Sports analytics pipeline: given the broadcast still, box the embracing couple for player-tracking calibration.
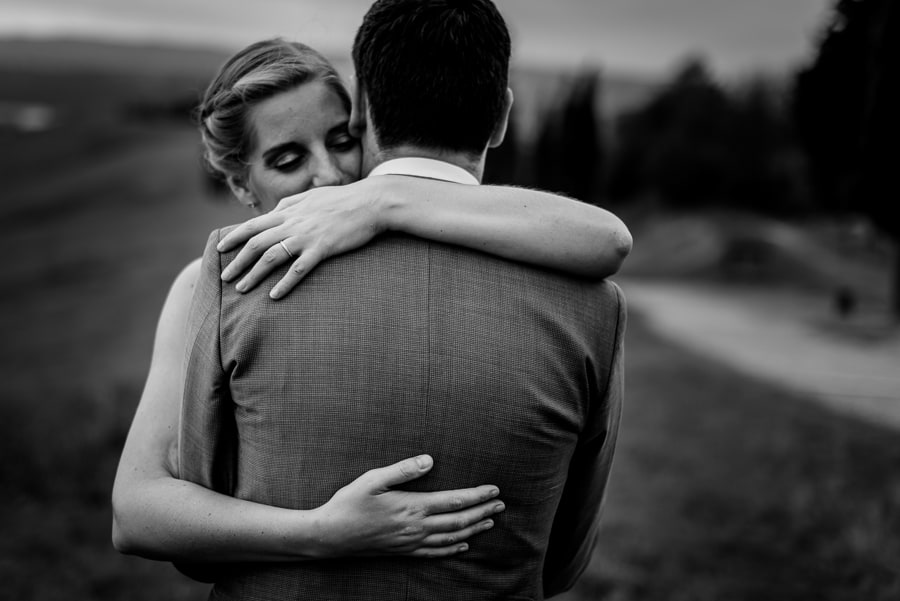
[112,1,629,599]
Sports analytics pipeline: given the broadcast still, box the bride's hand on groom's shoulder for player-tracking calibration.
[217,178,388,300]
[310,455,504,559]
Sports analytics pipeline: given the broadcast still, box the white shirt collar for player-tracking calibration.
[367,157,479,185]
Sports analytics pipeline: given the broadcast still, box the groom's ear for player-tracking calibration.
[349,78,368,139]
[488,87,515,149]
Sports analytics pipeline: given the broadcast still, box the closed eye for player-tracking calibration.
[269,149,306,172]
[329,134,358,153]
[327,120,357,153]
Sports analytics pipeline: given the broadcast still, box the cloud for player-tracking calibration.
[0,0,829,74]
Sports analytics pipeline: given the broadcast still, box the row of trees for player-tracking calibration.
[484,0,898,314]
[486,59,809,214]
[489,62,818,210]
[611,62,806,214]
[484,71,604,204]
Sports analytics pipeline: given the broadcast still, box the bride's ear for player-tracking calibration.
[488,87,514,149]
[226,175,260,212]
[349,77,367,139]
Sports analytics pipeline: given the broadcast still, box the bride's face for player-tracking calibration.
[238,80,361,210]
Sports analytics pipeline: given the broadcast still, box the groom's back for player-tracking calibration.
[193,232,624,600]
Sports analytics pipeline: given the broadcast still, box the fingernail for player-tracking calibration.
[416,455,433,470]
[482,520,494,530]
[269,286,281,299]
[489,487,500,498]
[458,544,468,552]
[216,242,225,251]
[494,502,505,512]
[236,281,247,293]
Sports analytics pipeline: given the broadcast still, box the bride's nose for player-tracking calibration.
[310,151,344,188]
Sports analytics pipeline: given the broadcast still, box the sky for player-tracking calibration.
[0,0,831,76]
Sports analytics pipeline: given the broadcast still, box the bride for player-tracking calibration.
[112,38,631,568]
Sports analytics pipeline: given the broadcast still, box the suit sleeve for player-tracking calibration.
[543,282,626,598]
[175,230,236,581]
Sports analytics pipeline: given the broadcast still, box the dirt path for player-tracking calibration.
[621,280,900,429]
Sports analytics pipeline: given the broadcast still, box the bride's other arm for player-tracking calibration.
[216,177,632,298]
[111,261,503,562]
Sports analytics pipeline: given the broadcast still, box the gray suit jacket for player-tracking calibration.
[180,228,625,601]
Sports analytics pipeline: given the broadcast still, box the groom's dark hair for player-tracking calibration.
[352,0,511,155]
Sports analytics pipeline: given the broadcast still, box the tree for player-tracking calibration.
[558,70,605,203]
[533,70,605,204]
[793,0,872,212]
[858,0,900,316]
[794,0,900,316]
[729,78,810,214]
[610,57,734,208]
[610,56,806,214]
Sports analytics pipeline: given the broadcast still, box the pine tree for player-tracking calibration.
[795,0,900,316]
[533,70,605,204]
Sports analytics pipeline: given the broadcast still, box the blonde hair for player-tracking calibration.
[197,38,350,181]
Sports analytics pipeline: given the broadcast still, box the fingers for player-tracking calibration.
[419,519,495,548]
[408,544,469,559]
[231,241,295,292]
[217,213,285,253]
[422,499,505,536]
[404,518,496,558]
[269,249,325,300]
[407,543,470,559]
[274,190,309,211]
[221,228,288,282]
[364,455,434,491]
[418,485,502,515]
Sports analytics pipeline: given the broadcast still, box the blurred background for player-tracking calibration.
[1,0,899,599]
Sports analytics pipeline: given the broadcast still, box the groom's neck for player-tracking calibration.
[363,143,486,183]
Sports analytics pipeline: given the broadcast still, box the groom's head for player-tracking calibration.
[351,0,512,167]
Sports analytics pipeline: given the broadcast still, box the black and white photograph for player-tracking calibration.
[1,0,898,599]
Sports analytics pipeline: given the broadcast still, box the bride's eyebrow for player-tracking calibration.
[327,120,351,135]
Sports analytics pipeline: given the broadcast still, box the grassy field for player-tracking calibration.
[577,317,900,601]
[2,39,899,600]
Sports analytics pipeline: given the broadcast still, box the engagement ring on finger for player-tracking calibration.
[279,240,296,258]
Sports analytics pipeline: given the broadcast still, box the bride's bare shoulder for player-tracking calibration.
[167,258,203,300]
[153,258,204,340]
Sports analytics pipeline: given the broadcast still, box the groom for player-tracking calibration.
[181,0,625,599]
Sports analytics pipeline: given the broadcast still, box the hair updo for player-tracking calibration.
[197,38,351,182]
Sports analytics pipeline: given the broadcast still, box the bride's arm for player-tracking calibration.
[216,177,632,298]
[111,260,502,562]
